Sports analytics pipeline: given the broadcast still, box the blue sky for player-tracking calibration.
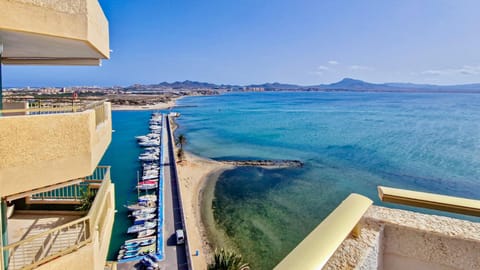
[4,0,480,87]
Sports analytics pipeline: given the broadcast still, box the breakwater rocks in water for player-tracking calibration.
[219,159,303,168]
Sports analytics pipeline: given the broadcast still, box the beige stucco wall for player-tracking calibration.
[325,205,480,270]
[0,103,112,197]
[0,0,109,59]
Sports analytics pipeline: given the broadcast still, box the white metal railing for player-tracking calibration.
[3,217,90,270]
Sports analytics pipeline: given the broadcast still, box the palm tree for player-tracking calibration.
[177,148,185,162]
[207,249,250,270]
[76,188,96,211]
[177,134,187,149]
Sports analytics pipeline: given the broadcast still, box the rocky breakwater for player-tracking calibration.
[219,159,303,168]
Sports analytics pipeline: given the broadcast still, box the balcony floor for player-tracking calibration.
[6,212,87,270]
[8,212,83,244]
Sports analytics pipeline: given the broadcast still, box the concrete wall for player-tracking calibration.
[0,103,112,197]
[0,0,109,59]
[326,206,480,270]
[381,225,480,270]
[1,102,28,117]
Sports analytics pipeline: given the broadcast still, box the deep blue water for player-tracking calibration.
[173,91,480,269]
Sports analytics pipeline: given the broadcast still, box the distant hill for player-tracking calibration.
[124,79,480,93]
[312,78,385,90]
[126,80,237,91]
[248,82,301,90]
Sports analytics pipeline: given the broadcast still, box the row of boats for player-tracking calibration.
[118,113,164,262]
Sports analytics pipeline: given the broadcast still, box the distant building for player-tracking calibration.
[243,86,265,92]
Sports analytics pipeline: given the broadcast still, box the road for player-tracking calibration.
[157,115,188,270]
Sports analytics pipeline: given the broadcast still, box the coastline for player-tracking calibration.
[172,125,234,269]
[111,99,177,111]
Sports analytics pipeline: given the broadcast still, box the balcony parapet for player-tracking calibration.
[274,194,373,270]
[0,101,112,197]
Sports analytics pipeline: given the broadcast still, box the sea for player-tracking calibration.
[103,91,480,269]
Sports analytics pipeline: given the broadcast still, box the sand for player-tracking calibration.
[111,100,177,111]
[173,138,234,269]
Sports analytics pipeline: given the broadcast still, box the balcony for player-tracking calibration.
[0,166,115,270]
[0,0,109,65]
[0,100,112,198]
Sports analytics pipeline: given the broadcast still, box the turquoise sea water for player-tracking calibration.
[173,92,480,269]
[100,110,163,260]
[103,92,480,268]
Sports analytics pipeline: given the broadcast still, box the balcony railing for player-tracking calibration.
[0,98,108,127]
[1,166,112,270]
[4,218,91,270]
[29,166,110,203]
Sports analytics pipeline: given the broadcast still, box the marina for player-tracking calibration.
[117,113,166,267]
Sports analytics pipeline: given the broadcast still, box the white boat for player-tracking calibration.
[137,229,156,238]
[138,140,160,147]
[127,202,155,211]
[135,135,149,141]
[137,183,158,190]
[143,168,159,174]
[133,213,156,222]
[138,194,157,201]
[132,207,156,215]
[127,222,156,233]
[142,173,158,180]
[139,155,158,162]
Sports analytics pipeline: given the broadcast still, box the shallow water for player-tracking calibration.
[174,92,480,269]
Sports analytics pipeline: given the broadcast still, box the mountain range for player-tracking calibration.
[129,78,480,93]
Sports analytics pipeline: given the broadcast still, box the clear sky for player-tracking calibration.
[4,0,480,87]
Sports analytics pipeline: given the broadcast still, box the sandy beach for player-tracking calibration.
[171,125,234,269]
[111,100,177,111]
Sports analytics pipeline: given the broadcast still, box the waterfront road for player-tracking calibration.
[158,116,188,270]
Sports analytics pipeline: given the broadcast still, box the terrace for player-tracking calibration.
[1,166,115,270]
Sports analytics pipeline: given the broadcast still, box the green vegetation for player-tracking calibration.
[177,148,185,162]
[177,134,187,149]
[207,248,250,270]
[76,188,96,211]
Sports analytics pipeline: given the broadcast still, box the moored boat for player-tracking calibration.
[127,221,156,234]
[137,229,156,238]
[132,207,156,215]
